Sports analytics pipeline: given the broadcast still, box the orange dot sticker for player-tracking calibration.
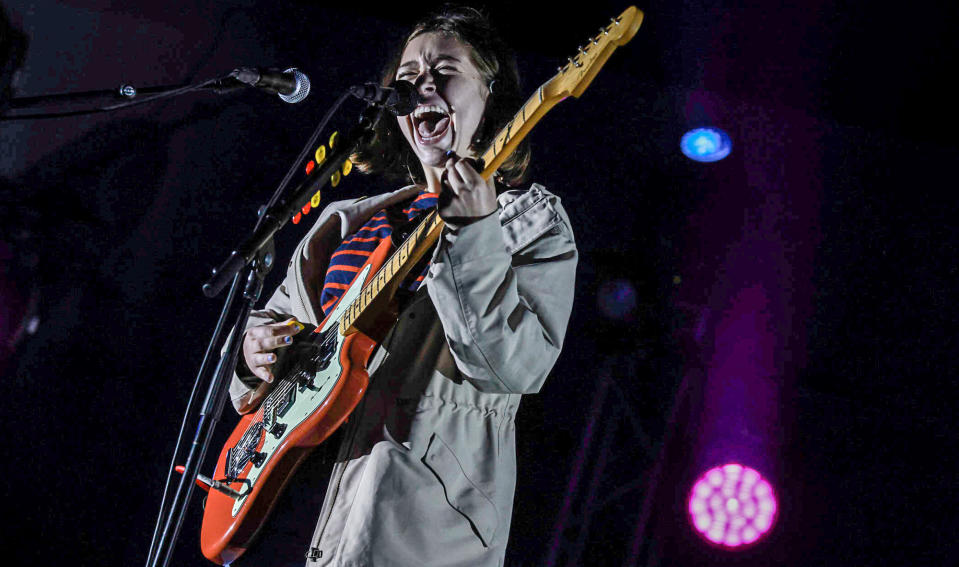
[305,160,316,175]
[292,212,302,224]
[302,202,312,215]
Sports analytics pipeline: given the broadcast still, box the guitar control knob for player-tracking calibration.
[247,450,267,467]
[269,422,287,439]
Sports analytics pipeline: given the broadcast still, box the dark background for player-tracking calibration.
[1,1,957,566]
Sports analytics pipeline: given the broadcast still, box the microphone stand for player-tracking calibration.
[1,74,247,120]
[145,100,388,567]
[5,83,191,110]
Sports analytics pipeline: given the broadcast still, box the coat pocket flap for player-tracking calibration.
[422,433,499,547]
[500,192,562,256]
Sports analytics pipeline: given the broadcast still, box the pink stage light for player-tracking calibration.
[687,463,777,548]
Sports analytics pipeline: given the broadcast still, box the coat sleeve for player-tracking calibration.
[426,189,577,394]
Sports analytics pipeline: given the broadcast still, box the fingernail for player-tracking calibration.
[268,354,276,362]
[445,150,455,157]
[284,336,293,343]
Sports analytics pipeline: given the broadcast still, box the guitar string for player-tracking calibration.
[229,326,338,475]
[226,212,437,477]
[229,159,448,477]
[229,147,454,477]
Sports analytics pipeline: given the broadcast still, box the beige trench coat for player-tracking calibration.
[229,183,577,566]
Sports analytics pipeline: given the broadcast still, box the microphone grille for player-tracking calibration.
[388,80,419,116]
[279,68,311,104]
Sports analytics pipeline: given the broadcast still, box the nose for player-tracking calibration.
[414,69,436,96]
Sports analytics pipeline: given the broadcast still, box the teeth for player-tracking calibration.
[413,105,449,119]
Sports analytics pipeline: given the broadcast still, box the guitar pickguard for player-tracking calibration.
[230,264,371,517]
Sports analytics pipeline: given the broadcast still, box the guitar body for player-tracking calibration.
[200,238,393,565]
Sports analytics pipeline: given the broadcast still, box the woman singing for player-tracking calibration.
[230,6,577,565]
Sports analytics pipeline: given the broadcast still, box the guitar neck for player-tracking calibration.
[478,84,560,180]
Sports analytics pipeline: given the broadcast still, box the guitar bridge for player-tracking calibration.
[225,422,265,479]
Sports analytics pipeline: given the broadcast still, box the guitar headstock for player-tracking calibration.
[544,6,644,101]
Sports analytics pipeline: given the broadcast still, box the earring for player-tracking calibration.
[488,80,496,95]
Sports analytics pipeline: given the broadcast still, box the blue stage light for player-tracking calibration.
[681,127,732,162]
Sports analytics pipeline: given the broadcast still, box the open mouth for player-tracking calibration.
[412,104,451,145]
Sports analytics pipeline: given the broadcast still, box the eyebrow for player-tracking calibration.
[397,54,461,73]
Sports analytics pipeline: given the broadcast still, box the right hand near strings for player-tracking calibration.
[242,318,305,383]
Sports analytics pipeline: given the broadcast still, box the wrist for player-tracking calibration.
[440,208,497,231]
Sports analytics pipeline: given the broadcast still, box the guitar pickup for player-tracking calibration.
[275,381,297,413]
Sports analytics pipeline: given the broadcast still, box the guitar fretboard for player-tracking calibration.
[337,208,443,335]
[479,85,560,179]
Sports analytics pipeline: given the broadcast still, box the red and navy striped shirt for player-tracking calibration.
[319,190,438,317]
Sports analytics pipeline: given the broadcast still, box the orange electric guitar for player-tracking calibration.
[199,7,644,564]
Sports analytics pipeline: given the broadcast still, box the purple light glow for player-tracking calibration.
[596,278,637,321]
[687,463,777,549]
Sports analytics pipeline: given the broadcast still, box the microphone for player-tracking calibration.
[349,80,418,116]
[228,67,311,103]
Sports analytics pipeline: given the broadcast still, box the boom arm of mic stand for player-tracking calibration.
[202,107,384,298]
